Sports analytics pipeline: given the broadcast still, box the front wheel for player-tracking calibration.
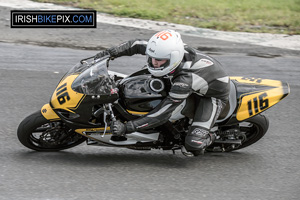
[17,111,86,151]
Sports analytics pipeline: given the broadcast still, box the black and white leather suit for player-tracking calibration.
[99,39,230,151]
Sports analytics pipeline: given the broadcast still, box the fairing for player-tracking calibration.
[231,76,290,121]
[45,58,119,128]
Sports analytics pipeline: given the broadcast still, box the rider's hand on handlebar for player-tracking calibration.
[94,47,119,60]
[111,120,126,136]
[94,50,110,60]
[106,47,119,58]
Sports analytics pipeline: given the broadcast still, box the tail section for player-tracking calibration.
[231,77,290,121]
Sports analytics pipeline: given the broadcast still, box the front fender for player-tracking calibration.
[41,103,60,121]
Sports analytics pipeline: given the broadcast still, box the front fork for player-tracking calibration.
[101,103,116,137]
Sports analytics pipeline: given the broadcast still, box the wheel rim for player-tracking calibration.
[239,122,260,144]
[207,121,262,152]
[29,121,84,149]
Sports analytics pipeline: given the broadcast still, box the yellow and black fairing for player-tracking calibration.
[222,76,290,125]
[41,58,119,129]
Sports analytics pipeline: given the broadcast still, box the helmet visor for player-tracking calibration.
[147,56,170,70]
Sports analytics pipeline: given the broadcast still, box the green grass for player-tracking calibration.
[33,0,300,34]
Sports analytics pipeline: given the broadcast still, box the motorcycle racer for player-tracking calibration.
[95,30,230,155]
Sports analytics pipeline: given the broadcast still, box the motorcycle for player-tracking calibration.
[17,56,290,156]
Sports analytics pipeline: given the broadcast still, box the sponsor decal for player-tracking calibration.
[199,59,213,66]
[191,139,203,145]
[191,128,209,137]
[148,48,155,53]
[110,88,118,94]
[137,123,149,129]
[170,98,182,103]
[173,82,189,87]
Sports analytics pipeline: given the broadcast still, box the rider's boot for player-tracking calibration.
[184,127,215,156]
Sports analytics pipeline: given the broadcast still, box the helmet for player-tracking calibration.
[146,30,184,77]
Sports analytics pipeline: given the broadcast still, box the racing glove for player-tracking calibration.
[106,46,119,58]
[94,47,120,60]
[111,120,135,136]
[94,50,110,60]
[111,120,127,136]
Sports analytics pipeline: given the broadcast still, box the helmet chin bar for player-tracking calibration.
[148,51,182,77]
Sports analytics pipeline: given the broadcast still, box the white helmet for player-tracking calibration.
[146,30,184,77]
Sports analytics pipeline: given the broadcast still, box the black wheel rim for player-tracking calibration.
[29,122,84,149]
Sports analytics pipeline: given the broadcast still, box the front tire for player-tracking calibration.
[17,111,86,151]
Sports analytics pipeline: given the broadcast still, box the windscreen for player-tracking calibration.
[71,58,116,95]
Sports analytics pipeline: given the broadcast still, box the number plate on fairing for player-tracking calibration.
[230,76,290,121]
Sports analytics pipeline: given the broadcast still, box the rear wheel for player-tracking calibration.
[17,111,86,151]
[234,114,269,151]
[208,114,269,152]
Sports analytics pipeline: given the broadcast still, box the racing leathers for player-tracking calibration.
[96,39,230,152]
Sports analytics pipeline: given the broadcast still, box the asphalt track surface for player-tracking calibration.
[1,3,300,200]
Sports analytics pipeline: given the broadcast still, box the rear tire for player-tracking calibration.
[207,114,269,152]
[17,111,86,151]
[233,114,269,151]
